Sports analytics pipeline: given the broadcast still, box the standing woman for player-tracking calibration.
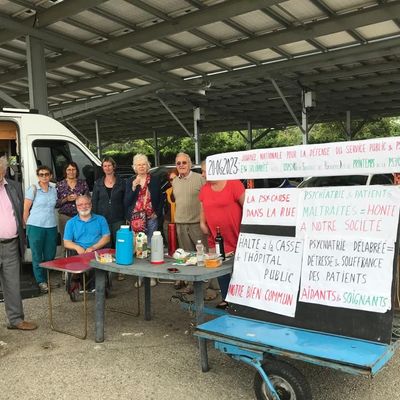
[92,156,125,279]
[124,154,164,287]
[56,162,89,253]
[199,161,245,309]
[23,166,58,293]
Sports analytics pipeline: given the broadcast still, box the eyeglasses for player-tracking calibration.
[176,161,188,166]
[38,173,50,177]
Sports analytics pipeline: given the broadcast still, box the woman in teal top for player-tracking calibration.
[23,166,58,293]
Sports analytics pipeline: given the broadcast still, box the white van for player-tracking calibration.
[0,108,101,260]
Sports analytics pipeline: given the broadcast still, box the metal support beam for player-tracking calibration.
[153,130,160,167]
[65,121,94,147]
[26,36,48,115]
[0,14,181,87]
[253,129,272,146]
[53,82,164,120]
[95,119,101,158]
[247,121,253,150]
[0,88,25,109]
[271,78,305,135]
[157,96,193,138]
[193,107,201,164]
[237,130,247,142]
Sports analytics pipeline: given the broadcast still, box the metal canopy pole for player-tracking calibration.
[194,107,201,164]
[153,130,160,167]
[247,121,253,149]
[95,119,101,158]
[301,89,308,145]
[346,110,352,140]
[26,35,48,115]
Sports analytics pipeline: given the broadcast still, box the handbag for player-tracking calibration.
[131,210,147,233]
[130,188,149,233]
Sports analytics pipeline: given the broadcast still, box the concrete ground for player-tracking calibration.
[1,275,400,400]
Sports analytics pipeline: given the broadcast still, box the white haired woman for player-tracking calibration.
[124,154,164,287]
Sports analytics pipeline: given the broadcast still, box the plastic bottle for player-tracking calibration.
[215,226,225,260]
[115,225,134,265]
[196,239,205,267]
[151,231,164,264]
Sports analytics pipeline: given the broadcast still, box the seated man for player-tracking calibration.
[64,194,110,255]
[64,195,110,290]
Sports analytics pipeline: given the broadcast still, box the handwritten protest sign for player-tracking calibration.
[296,186,400,240]
[226,233,303,317]
[206,136,400,180]
[299,236,394,313]
[242,188,298,226]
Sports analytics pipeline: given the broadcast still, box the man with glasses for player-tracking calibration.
[172,152,205,252]
[64,195,110,292]
[0,156,37,330]
[64,195,110,255]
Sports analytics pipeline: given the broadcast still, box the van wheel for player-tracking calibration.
[254,360,312,400]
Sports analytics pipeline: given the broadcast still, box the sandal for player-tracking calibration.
[216,301,228,310]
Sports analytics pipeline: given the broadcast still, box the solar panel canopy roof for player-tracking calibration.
[0,0,399,143]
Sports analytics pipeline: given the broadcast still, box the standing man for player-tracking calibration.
[0,156,37,330]
[172,152,205,251]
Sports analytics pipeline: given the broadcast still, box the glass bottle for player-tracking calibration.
[215,226,225,260]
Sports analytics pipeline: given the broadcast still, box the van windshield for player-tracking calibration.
[32,139,98,190]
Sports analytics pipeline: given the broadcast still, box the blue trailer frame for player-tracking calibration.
[194,314,400,399]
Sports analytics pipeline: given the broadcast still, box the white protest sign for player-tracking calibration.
[206,136,400,180]
[226,233,303,317]
[242,188,299,226]
[299,237,394,313]
[296,186,400,240]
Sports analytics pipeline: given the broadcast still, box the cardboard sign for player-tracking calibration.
[296,186,400,240]
[226,233,303,317]
[242,188,298,226]
[299,236,394,313]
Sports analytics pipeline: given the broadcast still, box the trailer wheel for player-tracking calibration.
[254,359,312,400]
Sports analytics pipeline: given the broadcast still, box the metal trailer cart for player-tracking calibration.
[194,314,400,400]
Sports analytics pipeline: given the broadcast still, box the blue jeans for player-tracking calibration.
[27,225,57,284]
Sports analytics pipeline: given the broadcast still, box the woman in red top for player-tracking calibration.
[199,163,245,309]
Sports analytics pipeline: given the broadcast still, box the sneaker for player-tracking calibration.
[150,278,157,287]
[39,282,48,294]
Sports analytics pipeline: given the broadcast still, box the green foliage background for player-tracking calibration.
[103,117,400,166]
